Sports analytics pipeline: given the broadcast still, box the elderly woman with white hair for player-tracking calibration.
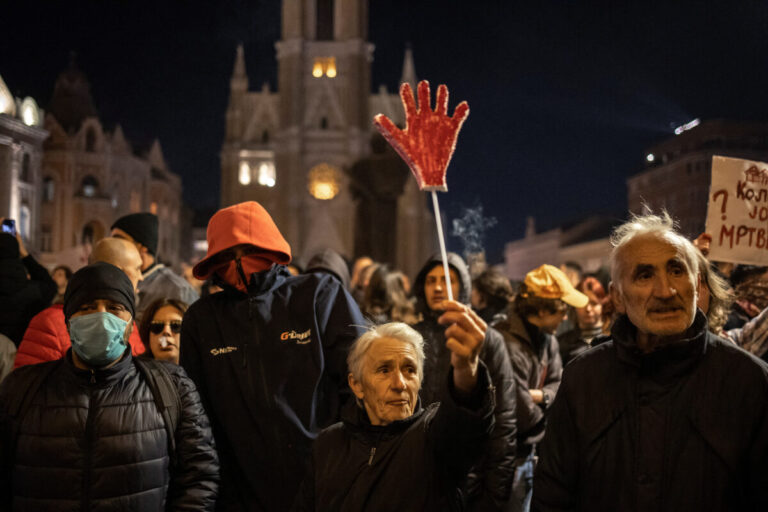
[293,301,496,512]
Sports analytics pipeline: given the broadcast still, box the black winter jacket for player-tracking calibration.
[413,253,517,511]
[293,365,495,512]
[181,265,367,511]
[533,312,768,512]
[0,255,57,345]
[0,348,219,511]
[496,309,562,452]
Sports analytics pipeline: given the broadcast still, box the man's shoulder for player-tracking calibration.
[705,333,768,380]
[560,340,617,382]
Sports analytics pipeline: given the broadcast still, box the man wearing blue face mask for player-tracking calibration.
[0,262,220,510]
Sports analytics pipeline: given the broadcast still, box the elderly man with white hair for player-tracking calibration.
[293,301,496,512]
[533,211,768,511]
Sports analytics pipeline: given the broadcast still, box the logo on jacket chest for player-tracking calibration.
[210,346,238,356]
[280,329,312,344]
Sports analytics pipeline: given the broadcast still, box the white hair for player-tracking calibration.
[347,322,426,383]
[609,209,699,290]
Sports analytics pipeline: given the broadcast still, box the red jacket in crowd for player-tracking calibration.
[14,304,145,368]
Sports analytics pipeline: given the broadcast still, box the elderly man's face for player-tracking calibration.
[349,336,421,426]
[612,233,698,338]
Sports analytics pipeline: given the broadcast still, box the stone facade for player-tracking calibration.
[38,61,185,270]
[0,73,48,247]
[221,0,433,277]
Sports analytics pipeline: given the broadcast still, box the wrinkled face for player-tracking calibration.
[349,336,421,426]
[575,294,603,329]
[149,305,182,364]
[424,265,460,310]
[612,234,698,338]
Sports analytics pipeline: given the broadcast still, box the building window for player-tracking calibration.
[316,0,334,40]
[239,161,251,185]
[257,162,276,187]
[81,175,99,197]
[312,57,337,78]
[40,225,52,252]
[43,176,55,202]
[320,117,329,130]
[20,154,31,183]
[19,204,30,240]
[261,130,270,144]
[308,163,341,200]
[85,128,96,152]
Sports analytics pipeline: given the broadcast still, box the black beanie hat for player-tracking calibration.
[111,213,159,256]
[63,262,136,320]
[0,233,19,259]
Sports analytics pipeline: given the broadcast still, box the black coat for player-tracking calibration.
[0,349,219,511]
[0,255,57,345]
[412,253,518,510]
[293,365,495,512]
[533,312,768,512]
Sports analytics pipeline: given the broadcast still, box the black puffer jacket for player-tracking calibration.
[0,254,57,345]
[412,253,518,511]
[0,349,219,511]
[293,365,495,512]
[533,312,768,511]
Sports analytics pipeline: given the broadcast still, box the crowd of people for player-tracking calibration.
[0,203,767,511]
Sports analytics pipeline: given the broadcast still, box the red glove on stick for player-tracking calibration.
[373,80,469,191]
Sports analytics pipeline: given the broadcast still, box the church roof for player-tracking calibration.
[47,53,98,133]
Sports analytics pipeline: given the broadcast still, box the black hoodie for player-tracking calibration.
[412,252,519,510]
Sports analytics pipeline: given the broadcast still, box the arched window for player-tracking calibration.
[81,175,99,197]
[20,154,31,182]
[261,130,270,144]
[82,224,94,245]
[19,204,30,240]
[43,177,55,202]
[320,117,329,130]
[85,128,96,152]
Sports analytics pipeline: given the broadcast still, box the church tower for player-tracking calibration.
[221,0,435,274]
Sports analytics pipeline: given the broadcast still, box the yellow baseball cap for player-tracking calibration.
[523,264,589,308]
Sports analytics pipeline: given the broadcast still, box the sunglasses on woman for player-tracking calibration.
[149,321,182,335]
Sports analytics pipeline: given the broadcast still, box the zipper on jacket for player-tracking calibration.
[82,387,95,511]
[89,369,96,384]
[368,447,376,466]
[242,342,248,368]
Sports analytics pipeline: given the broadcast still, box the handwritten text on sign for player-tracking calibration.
[706,156,768,265]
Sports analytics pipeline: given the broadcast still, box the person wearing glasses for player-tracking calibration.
[139,298,187,365]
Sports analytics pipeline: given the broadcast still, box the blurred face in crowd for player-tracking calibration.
[349,336,421,426]
[149,305,183,364]
[52,268,69,290]
[612,233,698,340]
[575,293,603,330]
[532,305,568,335]
[424,265,460,310]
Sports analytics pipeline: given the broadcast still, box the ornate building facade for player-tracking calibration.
[39,60,185,269]
[0,73,48,247]
[221,0,434,276]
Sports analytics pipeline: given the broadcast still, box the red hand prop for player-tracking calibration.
[374,80,469,191]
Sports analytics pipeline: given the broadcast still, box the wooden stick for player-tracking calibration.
[431,190,454,301]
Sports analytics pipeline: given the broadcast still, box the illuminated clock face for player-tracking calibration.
[308,163,341,200]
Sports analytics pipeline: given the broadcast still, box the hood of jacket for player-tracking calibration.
[306,248,350,289]
[193,201,291,280]
[413,252,471,317]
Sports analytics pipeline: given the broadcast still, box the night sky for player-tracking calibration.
[3,1,768,264]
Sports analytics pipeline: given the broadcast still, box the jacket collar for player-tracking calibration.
[341,397,425,440]
[64,346,134,387]
[611,310,709,379]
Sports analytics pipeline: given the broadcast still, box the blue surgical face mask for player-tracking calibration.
[69,312,129,367]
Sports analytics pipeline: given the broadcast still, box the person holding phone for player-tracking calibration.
[0,218,57,346]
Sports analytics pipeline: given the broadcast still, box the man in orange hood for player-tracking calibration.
[181,201,366,511]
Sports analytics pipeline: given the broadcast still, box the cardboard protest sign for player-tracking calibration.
[706,156,768,265]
